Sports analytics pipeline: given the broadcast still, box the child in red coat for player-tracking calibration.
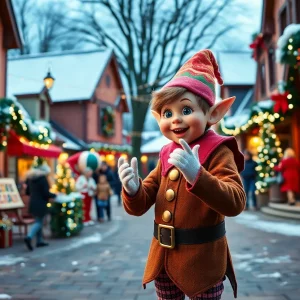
[274,148,300,205]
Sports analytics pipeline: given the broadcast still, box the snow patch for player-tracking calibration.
[256,272,281,279]
[0,255,26,266]
[235,213,300,237]
[0,295,12,299]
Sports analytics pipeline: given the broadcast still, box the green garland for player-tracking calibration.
[277,26,300,66]
[275,25,300,111]
[101,106,115,137]
[0,98,52,151]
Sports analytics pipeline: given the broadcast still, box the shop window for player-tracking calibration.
[17,158,34,183]
[279,5,287,35]
[268,48,276,88]
[40,100,46,119]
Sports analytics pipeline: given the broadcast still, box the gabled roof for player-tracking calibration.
[0,0,22,49]
[217,52,256,86]
[7,49,118,102]
[50,120,88,150]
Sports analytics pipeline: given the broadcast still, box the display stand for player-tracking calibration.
[0,178,34,236]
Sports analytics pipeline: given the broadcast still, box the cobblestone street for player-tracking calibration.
[1,197,300,300]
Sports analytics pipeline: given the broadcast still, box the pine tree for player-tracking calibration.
[256,122,282,193]
[50,162,83,237]
[52,162,75,195]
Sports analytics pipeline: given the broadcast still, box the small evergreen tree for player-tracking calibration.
[52,162,75,195]
[256,122,282,193]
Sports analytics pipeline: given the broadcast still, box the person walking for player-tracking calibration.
[98,162,115,220]
[241,150,258,210]
[96,174,114,222]
[24,164,56,251]
[274,148,300,205]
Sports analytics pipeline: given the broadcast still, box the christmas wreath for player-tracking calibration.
[101,106,115,137]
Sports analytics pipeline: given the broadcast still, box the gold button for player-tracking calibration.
[169,169,179,181]
[165,189,175,201]
[162,210,172,222]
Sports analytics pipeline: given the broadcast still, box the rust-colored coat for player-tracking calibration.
[122,143,246,298]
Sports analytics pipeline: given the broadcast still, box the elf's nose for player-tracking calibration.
[172,113,183,124]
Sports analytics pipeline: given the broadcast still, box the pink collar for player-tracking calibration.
[159,129,244,176]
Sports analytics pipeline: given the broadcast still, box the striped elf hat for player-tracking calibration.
[163,49,223,107]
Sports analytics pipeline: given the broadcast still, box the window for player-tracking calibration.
[260,63,266,96]
[296,0,300,23]
[40,100,45,119]
[106,74,111,87]
[279,5,287,35]
[99,105,115,137]
[268,48,276,88]
[288,0,294,22]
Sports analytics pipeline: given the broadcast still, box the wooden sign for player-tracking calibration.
[0,178,24,210]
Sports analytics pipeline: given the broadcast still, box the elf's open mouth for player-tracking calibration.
[172,128,188,134]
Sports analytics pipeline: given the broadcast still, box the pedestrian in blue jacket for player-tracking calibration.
[241,150,258,210]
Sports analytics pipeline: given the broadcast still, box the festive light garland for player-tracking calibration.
[221,25,300,194]
[0,98,53,151]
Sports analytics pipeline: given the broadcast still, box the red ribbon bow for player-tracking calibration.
[249,34,266,61]
[271,91,289,114]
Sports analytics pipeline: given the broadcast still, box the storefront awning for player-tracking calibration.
[7,131,62,158]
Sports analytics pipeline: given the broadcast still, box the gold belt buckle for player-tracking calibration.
[158,224,175,249]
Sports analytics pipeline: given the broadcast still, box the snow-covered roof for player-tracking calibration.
[55,131,82,151]
[223,111,251,128]
[7,49,113,102]
[141,135,171,154]
[217,52,256,85]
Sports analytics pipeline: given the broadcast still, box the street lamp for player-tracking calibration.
[43,69,55,89]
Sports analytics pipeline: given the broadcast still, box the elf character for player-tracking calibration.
[75,167,97,226]
[68,151,100,226]
[118,49,246,300]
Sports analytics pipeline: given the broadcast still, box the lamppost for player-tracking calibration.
[43,69,55,89]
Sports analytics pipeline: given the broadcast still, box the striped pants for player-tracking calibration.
[154,269,224,300]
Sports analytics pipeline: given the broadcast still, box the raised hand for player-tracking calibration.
[168,139,201,185]
[118,157,140,196]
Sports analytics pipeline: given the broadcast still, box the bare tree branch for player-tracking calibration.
[73,0,245,165]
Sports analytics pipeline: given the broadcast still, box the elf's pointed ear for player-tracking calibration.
[151,110,161,124]
[207,97,236,126]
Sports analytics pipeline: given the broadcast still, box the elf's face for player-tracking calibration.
[159,92,210,144]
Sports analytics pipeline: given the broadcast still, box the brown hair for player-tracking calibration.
[150,87,210,115]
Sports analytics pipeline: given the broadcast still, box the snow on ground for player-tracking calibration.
[234,212,300,237]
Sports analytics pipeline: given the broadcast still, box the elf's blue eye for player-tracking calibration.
[163,110,172,118]
[182,107,193,115]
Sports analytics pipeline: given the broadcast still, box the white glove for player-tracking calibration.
[118,157,140,196]
[168,139,201,185]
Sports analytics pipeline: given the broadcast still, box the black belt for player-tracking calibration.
[154,221,226,249]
